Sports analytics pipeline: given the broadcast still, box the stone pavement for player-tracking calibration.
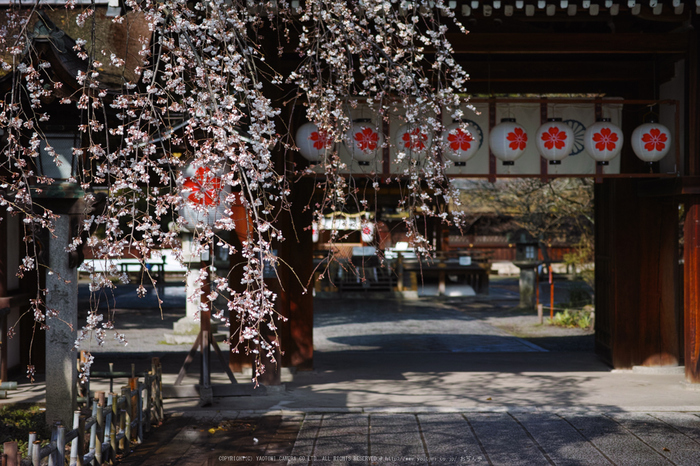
[5,280,700,464]
[115,410,700,465]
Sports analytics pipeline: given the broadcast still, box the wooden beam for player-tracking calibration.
[464,60,673,83]
[449,33,690,54]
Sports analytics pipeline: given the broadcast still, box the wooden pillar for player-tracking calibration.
[684,197,700,382]
[595,179,680,368]
[279,178,314,369]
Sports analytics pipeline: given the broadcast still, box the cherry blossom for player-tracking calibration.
[402,128,428,151]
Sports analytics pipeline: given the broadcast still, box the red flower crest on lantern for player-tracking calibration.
[354,127,379,152]
[309,130,332,150]
[641,128,668,152]
[402,128,428,151]
[447,128,473,151]
[541,126,567,150]
[506,127,528,151]
[592,128,618,152]
[183,167,222,207]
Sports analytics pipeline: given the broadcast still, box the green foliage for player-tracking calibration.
[549,309,593,329]
[0,404,51,457]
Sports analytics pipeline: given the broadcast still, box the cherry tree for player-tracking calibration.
[0,0,470,381]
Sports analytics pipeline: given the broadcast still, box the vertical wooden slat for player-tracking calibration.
[540,101,549,180]
[488,100,497,182]
[684,197,700,382]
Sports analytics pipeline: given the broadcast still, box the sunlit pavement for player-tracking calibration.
[7,281,700,464]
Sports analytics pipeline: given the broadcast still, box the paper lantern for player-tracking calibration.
[583,118,623,166]
[395,123,432,159]
[296,122,333,162]
[631,121,671,165]
[535,118,575,165]
[345,119,383,165]
[179,165,229,230]
[442,121,481,166]
[489,118,528,166]
[361,222,374,243]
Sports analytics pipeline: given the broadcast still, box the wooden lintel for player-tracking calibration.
[464,60,674,83]
[638,177,700,197]
[448,33,690,54]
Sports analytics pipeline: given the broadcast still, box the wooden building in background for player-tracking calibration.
[284,1,700,382]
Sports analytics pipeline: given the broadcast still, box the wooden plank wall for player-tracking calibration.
[595,179,680,368]
[684,198,700,381]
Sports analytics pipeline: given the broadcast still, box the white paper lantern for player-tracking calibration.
[442,121,481,166]
[583,118,623,165]
[489,118,528,166]
[345,119,383,165]
[361,222,374,243]
[296,122,333,162]
[535,118,575,165]
[179,165,230,230]
[395,123,432,159]
[631,121,671,164]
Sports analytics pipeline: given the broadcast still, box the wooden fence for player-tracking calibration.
[1,357,163,466]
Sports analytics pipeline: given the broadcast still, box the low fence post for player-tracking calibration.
[89,403,97,456]
[70,411,80,466]
[3,441,19,466]
[156,358,163,422]
[77,414,86,466]
[104,393,114,464]
[95,402,104,465]
[31,440,40,466]
[48,423,65,466]
[137,383,144,444]
[144,372,152,434]
[122,386,131,453]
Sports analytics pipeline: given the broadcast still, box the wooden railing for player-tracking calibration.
[1,358,163,466]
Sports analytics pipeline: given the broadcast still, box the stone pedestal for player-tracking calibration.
[517,266,537,309]
[164,268,217,344]
[45,214,77,426]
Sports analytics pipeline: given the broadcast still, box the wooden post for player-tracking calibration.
[49,423,64,466]
[3,441,18,466]
[89,403,97,455]
[136,383,144,444]
[685,197,700,382]
[123,386,132,447]
[144,374,152,433]
[95,403,104,464]
[69,411,80,466]
[77,414,86,466]
[31,441,40,466]
[110,393,118,462]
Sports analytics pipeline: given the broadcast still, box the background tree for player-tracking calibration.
[0,0,470,380]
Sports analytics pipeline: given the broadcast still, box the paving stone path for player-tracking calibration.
[117,410,700,465]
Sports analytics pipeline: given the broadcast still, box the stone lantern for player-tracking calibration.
[512,230,540,309]
[32,132,84,427]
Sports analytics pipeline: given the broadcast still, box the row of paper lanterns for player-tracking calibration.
[297,118,672,166]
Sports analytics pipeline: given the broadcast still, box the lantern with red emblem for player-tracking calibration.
[395,123,432,160]
[179,165,229,230]
[535,118,575,165]
[489,118,528,166]
[344,119,383,165]
[296,122,334,162]
[631,120,672,165]
[442,120,481,166]
[583,118,624,166]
